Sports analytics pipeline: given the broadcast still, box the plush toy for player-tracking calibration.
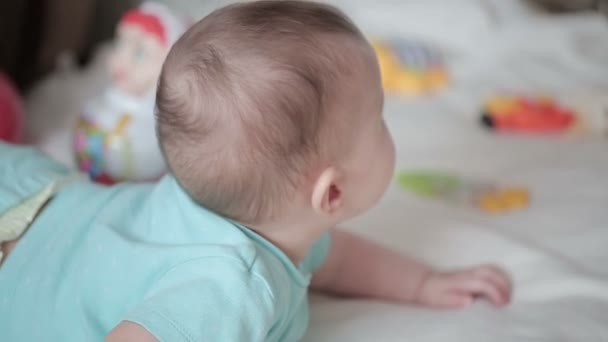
[373,39,448,96]
[397,170,530,214]
[0,73,24,143]
[74,2,187,184]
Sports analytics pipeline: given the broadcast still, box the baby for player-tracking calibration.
[0,1,511,341]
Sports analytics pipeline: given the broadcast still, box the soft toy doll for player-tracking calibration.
[74,2,187,184]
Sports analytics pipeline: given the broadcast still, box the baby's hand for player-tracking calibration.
[416,265,511,309]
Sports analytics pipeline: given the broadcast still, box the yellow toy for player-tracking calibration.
[373,39,448,95]
[478,187,530,214]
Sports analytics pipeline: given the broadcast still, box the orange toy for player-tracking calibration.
[480,95,577,134]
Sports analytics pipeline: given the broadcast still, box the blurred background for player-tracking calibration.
[0,0,606,91]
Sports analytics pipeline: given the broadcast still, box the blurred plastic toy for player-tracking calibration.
[74,2,187,184]
[563,93,608,138]
[397,170,530,214]
[373,39,448,95]
[0,73,24,143]
[480,95,577,134]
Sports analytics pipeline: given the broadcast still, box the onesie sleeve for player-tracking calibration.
[0,143,71,213]
[123,258,277,342]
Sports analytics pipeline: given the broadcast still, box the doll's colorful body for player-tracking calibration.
[74,3,186,183]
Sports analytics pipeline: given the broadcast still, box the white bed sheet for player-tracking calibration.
[24,0,608,341]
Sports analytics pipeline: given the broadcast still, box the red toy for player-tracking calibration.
[480,95,576,134]
[0,73,24,143]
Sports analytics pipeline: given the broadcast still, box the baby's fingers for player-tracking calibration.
[458,276,506,307]
[473,266,512,305]
[429,290,473,309]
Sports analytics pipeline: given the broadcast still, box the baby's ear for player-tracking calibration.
[311,166,343,217]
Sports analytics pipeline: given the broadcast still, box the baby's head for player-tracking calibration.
[156,0,395,229]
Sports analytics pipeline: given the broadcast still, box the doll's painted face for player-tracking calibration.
[108,14,169,97]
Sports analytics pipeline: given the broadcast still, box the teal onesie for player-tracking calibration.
[0,143,331,341]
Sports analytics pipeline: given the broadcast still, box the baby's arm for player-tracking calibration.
[311,230,511,308]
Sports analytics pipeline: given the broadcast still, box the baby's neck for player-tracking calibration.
[249,219,331,265]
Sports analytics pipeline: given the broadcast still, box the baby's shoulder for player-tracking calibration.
[124,244,284,341]
[148,230,290,293]
[169,236,296,302]
[189,237,293,293]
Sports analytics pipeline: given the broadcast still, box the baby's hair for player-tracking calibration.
[156,0,365,224]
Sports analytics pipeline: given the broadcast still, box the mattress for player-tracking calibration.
[24,0,608,341]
